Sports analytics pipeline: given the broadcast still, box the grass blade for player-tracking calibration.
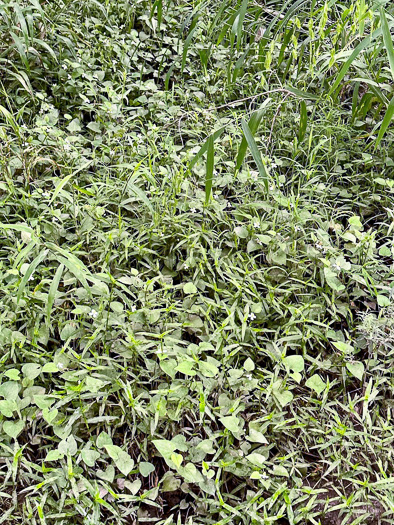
[190,127,225,170]
[205,134,214,205]
[375,97,394,148]
[241,119,269,190]
[236,105,269,171]
[298,100,307,143]
[126,182,154,215]
[46,264,64,326]
[380,7,394,82]
[328,26,383,97]
[50,161,92,205]
[17,249,48,304]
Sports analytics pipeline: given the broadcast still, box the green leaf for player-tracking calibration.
[219,415,240,434]
[377,294,391,307]
[67,118,82,132]
[244,358,255,372]
[0,400,17,418]
[241,119,269,190]
[190,127,225,170]
[305,374,326,395]
[105,445,134,476]
[274,389,293,407]
[42,362,60,373]
[298,100,307,143]
[348,215,363,229]
[333,341,354,354]
[205,133,214,205]
[22,363,41,380]
[273,465,289,477]
[376,98,394,148]
[236,107,266,171]
[175,359,196,376]
[96,465,115,482]
[328,26,383,97]
[85,376,107,393]
[87,121,101,133]
[42,408,58,424]
[50,161,92,206]
[45,449,64,462]
[183,282,197,294]
[181,24,198,73]
[139,461,155,477]
[324,267,345,292]
[283,355,304,373]
[171,452,183,468]
[46,264,64,326]
[81,449,100,467]
[234,226,249,238]
[126,181,154,215]
[153,439,177,458]
[246,453,266,467]
[0,381,20,401]
[97,431,113,448]
[346,361,365,381]
[3,420,25,439]
[380,7,394,82]
[247,427,268,444]
[4,369,20,381]
[17,249,48,304]
[198,360,219,377]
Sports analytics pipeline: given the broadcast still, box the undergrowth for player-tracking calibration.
[0,0,394,524]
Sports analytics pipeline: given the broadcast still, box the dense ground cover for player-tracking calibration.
[0,0,394,523]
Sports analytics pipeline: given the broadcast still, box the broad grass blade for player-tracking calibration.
[328,27,383,97]
[50,161,92,205]
[298,100,307,143]
[190,127,225,169]
[236,107,266,171]
[241,119,268,190]
[375,97,394,148]
[46,264,64,326]
[380,7,394,82]
[17,249,48,304]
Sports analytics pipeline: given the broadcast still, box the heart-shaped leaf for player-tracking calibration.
[346,361,365,381]
[3,420,25,439]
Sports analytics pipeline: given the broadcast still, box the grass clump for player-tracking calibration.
[0,0,394,524]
